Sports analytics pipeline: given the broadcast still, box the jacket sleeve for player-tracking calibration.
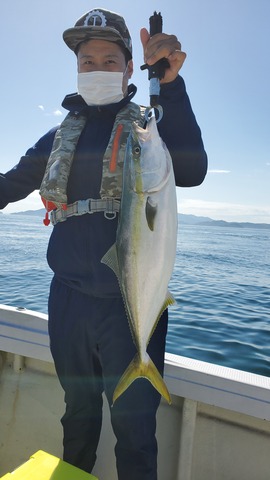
[0,128,56,210]
[158,75,207,187]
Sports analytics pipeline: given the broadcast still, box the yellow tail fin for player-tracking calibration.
[113,352,171,405]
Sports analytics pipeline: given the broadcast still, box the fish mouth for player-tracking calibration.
[131,115,155,144]
[130,123,141,148]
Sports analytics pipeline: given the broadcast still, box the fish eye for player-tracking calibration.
[133,145,141,156]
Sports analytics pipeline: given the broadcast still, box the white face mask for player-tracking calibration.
[77,70,125,106]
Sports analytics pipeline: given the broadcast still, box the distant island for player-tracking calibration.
[179,214,270,230]
[7,208,270,230]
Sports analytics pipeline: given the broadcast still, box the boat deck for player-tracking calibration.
[1,304,270,479]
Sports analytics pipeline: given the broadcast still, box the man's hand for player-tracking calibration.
[140,28,186,84]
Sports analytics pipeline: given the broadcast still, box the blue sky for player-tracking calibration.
[1,0,269,223]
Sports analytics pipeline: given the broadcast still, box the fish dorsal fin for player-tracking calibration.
[148,290,176,344]
[164,290,176,309]
[145,196,157,231]
[158,290,176,319]
[101,243,120,279]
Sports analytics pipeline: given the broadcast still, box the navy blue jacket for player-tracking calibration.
[0,77,207,297]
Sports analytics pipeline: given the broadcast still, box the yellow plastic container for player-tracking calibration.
[0,450,98,479]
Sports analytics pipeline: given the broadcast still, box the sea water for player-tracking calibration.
[0,213,269,376]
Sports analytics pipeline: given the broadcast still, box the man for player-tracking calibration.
[0,8,207,480]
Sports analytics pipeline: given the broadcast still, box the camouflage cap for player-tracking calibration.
[63,8,132,58]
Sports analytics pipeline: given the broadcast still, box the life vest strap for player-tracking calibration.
[50,198,120,225]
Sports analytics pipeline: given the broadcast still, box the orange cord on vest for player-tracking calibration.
[110,124,124,173]
[41,198,67,226]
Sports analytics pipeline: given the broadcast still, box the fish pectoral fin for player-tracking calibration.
[112,352,171,406]
[101,243,120,278]
[145,196,157,231]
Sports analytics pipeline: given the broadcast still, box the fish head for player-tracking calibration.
[127,115,171,195]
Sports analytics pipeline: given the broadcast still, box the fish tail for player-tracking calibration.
[112,352,171,405]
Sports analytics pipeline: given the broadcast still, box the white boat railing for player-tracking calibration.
[1,303,270,480]
[1,303,270,422]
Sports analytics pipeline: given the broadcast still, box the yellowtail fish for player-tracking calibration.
[101,114,178,404]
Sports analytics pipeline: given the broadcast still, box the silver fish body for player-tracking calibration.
[102,114,178,404]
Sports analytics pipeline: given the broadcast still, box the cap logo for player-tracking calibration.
[83,10,107,27]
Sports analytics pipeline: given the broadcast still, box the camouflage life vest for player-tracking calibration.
[39,102,146,225]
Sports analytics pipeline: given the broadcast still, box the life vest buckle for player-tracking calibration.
[50,198,120,225]
[77,199,90,216]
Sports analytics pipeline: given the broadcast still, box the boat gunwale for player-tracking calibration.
[1,303,270,421]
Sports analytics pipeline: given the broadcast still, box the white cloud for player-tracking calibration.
[53,109,63,117]
[3,191,42,214]
[37,105,63,116]
[208,169,231,174]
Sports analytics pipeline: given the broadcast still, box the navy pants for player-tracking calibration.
[48,276,168,480]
